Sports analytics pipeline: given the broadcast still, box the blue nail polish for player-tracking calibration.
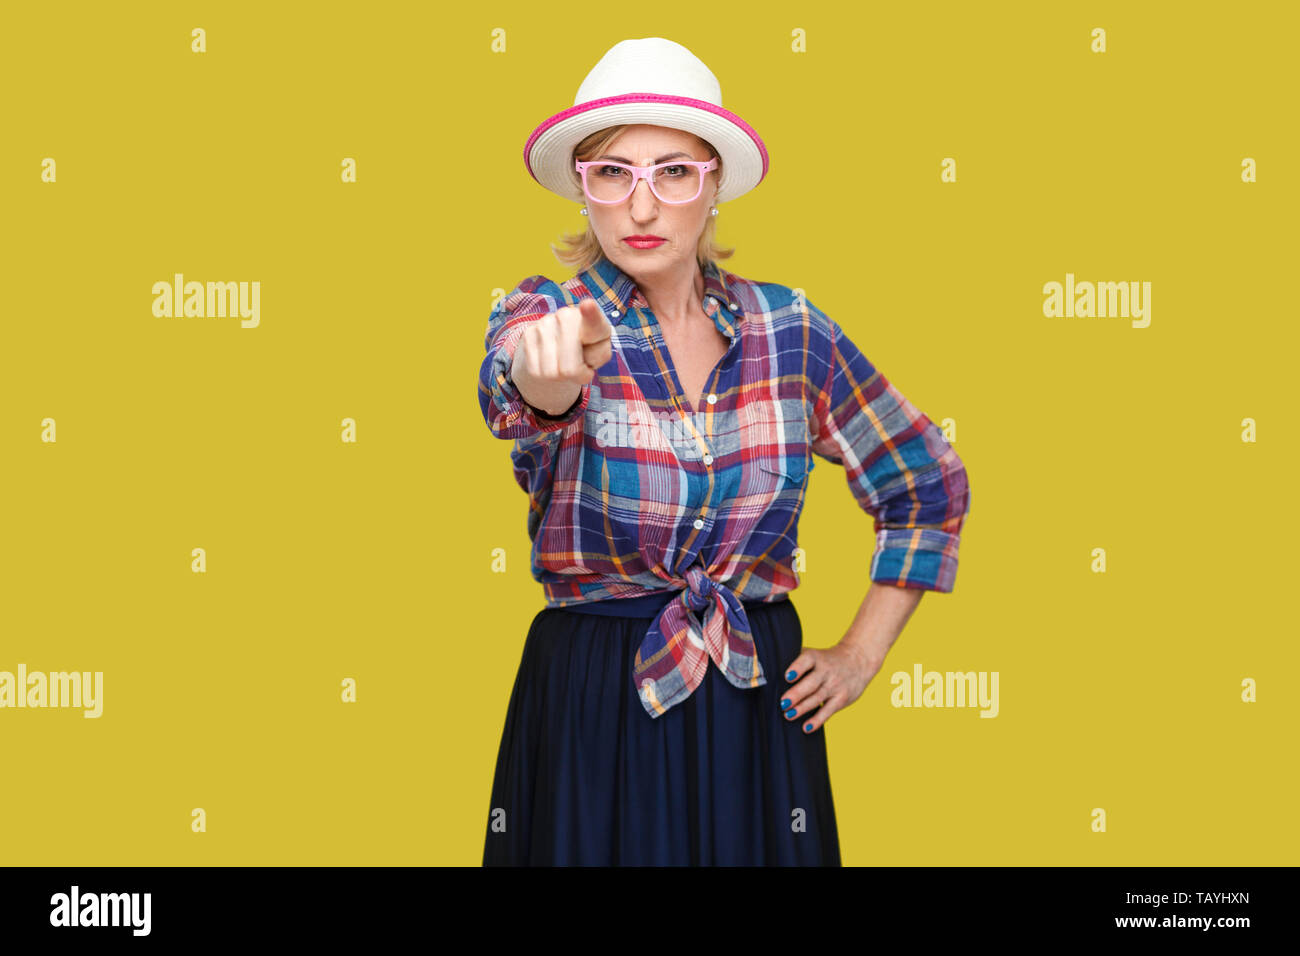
[803,722,813,732]
[779,698,790,709]
[784,707,796,719]
[786,670,797,681]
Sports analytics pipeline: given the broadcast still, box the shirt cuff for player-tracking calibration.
[525,391,585,421]
[868,527,962,593]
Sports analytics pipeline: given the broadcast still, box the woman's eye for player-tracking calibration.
[596,165,626,178]
[662,165,686,177]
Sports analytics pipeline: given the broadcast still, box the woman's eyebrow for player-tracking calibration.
[596,151,693,163]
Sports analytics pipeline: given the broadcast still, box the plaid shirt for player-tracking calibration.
[479,253,970,720]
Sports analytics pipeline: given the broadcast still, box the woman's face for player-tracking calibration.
[582,124,719,283]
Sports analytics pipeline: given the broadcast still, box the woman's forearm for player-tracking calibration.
[838,582,925,670]
[512,367,582,418]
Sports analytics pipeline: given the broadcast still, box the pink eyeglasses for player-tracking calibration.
[575,158,719,205]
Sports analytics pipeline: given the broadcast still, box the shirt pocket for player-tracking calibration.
[758,450,814,488]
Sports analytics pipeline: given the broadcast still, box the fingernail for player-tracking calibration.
[784,707,796,719]
[779,698,790,709]
[803,722,814,732]
[786,670,797,681]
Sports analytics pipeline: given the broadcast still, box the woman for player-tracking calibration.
[478,38,971,865]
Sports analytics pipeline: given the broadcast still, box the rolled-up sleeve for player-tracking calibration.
[806,307,970,592]
[478,276,591,439]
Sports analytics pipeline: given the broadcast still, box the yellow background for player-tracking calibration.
[1,0,1295,865]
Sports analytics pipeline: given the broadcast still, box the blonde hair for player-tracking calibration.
[550,124,736,274]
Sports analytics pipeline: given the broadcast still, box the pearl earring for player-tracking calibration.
[710,207,718,217]
[579,206,588,216]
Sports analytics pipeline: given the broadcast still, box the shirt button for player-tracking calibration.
[706,393,717,405]
[703,453,714,466]
[693,518,704,530]
[728,302,738,310]
[610,309,620,318]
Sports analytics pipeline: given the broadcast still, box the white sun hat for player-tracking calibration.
[523,37,769,205]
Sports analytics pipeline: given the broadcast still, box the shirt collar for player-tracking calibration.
[579,254,743,338]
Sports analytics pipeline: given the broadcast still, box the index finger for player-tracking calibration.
[576,297,612,345]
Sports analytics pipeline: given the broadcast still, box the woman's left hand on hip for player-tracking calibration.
[778,641,880,733]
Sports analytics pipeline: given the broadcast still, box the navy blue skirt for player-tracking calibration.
[482,591,841,866]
